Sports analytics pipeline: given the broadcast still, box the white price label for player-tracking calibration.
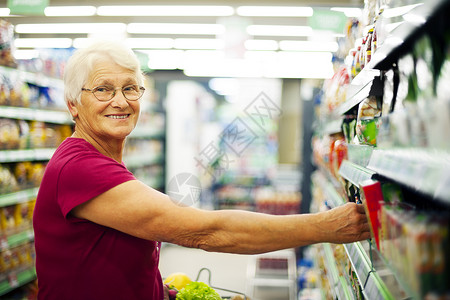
[8,273,19,288]
[0,236,8,250]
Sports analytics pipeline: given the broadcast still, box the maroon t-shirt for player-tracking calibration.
[33,138,163,300]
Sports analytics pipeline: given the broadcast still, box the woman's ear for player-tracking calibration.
[67,100,78,120]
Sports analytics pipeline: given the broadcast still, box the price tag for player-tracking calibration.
[8,273,19,288]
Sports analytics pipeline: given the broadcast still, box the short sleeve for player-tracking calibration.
[57,153,136,218]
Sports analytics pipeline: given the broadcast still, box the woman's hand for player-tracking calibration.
[321,202,371,243]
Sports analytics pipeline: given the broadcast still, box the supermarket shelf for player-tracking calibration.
[0,65,64,88]
[367,148,450,203]
[0,148,56,163]
[344,242,394,300]
[347,144,375,167]
[0,106,72,125]
[322,243,353,300]
[123,153,163,169]
[0,188,39,207]
[0,267,36,296]
[371,244,420,300]
[316,118,343,136]
[339,160,376,186]
[371,0,450,70]
[313,171,346,208]
[337,71,382,115]
[0,230,34,251]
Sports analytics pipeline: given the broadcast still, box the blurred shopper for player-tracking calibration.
[33,40,370,300]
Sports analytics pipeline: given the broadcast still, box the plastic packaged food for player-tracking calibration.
[356,96,381,146]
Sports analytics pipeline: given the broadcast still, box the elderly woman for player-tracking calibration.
[33,41,370,300]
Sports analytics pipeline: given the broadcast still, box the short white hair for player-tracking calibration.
[63,40,144,105]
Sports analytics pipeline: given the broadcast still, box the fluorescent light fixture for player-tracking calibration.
[44,6,96,16]
[247,25,313,37]
[237,6,313,17]
[209,78,240,96]
[174,38,224,50]
[15,23,127,34]
[263,51,334,78]
[143,50,185,70]
[383,3,423,18]
[244,51,277,61]
[73,38,95,48]
[330,7,362,18]
[244,40,278,51]
[184,58,263,78]
[279,40,339,52]
[15,38,73,48]
[126,38,174,49]
[0,8,10,16]
[97,5,233,16]
[127,23,225,35]
[14,49,39,60]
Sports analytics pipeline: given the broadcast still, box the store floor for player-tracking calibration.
[159,243,252,297]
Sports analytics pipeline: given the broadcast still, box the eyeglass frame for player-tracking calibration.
[81,84,146,101]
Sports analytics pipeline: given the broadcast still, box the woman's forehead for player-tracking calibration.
[88,61,137,85]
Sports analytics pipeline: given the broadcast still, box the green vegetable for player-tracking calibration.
[176,281,221,300]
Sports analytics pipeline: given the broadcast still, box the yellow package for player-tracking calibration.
[0,205,17,235]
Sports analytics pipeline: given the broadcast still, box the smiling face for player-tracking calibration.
[68,59,141,144]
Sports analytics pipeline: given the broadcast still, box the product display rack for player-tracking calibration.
[312,0,450,298]
[313,172,406,300]
[123,98,167,193]
[0,65,72,297]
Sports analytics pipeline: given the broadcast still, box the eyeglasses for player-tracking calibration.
[81,84,145,101]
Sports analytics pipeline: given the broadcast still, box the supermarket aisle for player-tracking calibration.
[159,243,252,297]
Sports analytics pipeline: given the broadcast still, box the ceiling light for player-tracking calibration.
[0,8,10,16]
[14,38,73,48]
[244,40,278,51]
[127,23,225,35]
[13,49,39,60]
[263,52,334,78]
[97,5,234,16]
[330,7,362,18]
[237,6,313,17]
[209,78,240,96]
[142,50,185,70]
[247,25,313,37]
[184,58,263,78]
[44,6,96,16]
[126,38,174,49]
[279,40,339,52]
[15,23,127,34]
[174,38,224,50]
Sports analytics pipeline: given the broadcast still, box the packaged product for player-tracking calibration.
[16,243,33,267]
[0,19,16,68]
[365,27,374,65]
[0,205,17,235]
[355,96,381,145]
[14,201,32,231]
[359,179,384,249]
[0,165,19,194]
[0,249,14,274]
[0,118,20,150]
